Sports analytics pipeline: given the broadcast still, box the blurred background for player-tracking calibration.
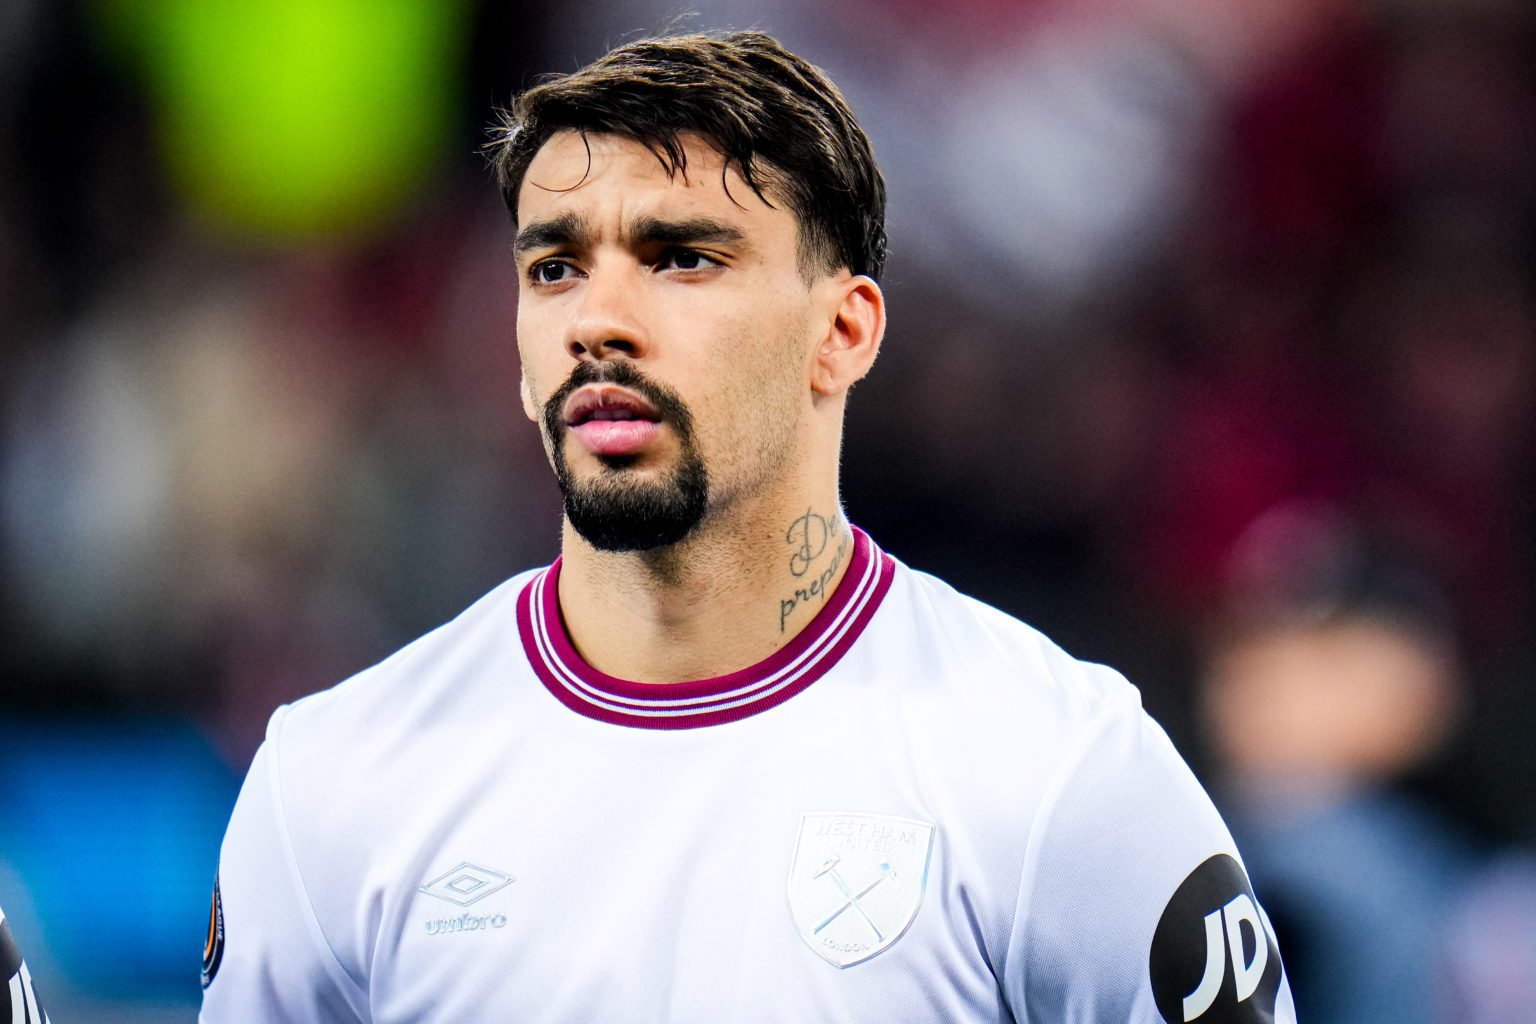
[1,0,1533,1019]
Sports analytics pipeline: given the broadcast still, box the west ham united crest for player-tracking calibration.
[787,812,935,968]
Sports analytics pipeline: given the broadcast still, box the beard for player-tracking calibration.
[541,361,710,552]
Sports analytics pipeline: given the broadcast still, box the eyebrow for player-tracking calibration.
[628,216,747,249]
[513,213,748,259]
[513,212,586,258]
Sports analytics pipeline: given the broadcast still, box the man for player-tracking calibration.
[202,31,1295,1023]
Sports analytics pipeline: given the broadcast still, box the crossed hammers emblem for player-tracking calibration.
[811,855,897,940]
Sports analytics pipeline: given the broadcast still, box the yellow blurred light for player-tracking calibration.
[116,0,462,238]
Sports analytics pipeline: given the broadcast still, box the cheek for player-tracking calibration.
[742,303,814,397]
[519,373,538,422]
[514,338,542,421]
[694,306,811,458]
[515,313,561,412]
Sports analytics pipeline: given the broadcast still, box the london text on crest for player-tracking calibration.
[786,812,936,968]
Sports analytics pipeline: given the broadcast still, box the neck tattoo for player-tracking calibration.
[778,508,850,632]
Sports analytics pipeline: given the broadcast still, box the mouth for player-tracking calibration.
[562,385,663,427]
[561,385,665,458]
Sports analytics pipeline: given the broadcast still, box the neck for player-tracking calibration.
[555,491,856,683]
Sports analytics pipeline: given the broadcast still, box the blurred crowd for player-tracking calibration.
[1,0,1533,1019]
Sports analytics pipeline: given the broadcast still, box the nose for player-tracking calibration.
[564,263,648,362]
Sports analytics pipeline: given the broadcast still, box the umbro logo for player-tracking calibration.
[419,862,514,907]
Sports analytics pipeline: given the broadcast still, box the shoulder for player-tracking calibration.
[221,569,545,964]
[249,568,544,841]
[881,565,1216,854]
[874,559,1137,722]
[273,568,541,749]
[852,556,1159,834]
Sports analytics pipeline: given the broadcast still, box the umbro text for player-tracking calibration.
[425,913,508,936]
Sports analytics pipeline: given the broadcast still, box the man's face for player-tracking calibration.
[514,131,826,551]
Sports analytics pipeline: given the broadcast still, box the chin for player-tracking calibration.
[559,453,710,554]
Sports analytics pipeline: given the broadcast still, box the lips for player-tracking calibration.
[562,385,664,458]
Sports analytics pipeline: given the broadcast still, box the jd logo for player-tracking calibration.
[1149,855,1283,1023]
[1181,893,1270,1019]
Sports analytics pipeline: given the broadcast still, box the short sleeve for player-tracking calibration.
[200,709,369,1023]
[1003,683,1297,1024]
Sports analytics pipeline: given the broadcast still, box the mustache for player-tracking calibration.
[541,361,697,442]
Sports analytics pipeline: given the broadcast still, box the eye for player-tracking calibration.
[528,259,580,285]
[657,248,721,272]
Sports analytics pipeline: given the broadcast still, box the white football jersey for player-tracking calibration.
[202,529,1295,1023]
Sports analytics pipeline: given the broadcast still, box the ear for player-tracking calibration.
[810,275,885,397]
[520,371,539,422]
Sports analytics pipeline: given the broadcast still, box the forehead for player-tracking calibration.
[517,131,790,236]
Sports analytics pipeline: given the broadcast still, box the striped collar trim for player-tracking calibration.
[517,528,895,730]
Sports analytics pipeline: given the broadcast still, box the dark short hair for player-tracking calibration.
[489,31,887,281]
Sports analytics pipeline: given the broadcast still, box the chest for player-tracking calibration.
[349,716,1022,1023]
